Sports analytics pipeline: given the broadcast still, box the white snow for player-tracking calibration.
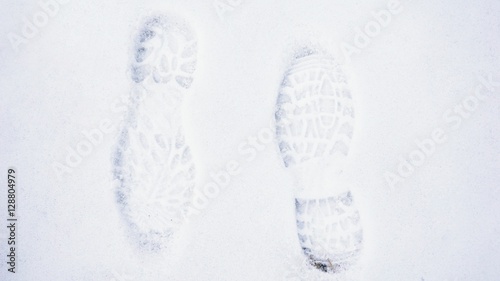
[0,0,499,280]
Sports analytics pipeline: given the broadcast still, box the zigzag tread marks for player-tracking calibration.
[275,55,354,167]
[295,192,363,273]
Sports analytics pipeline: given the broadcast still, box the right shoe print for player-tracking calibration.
[275,47,363,274]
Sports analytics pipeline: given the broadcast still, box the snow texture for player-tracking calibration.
[0,0,499,280]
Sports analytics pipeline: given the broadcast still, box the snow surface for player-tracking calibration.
[0,0,499,280]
